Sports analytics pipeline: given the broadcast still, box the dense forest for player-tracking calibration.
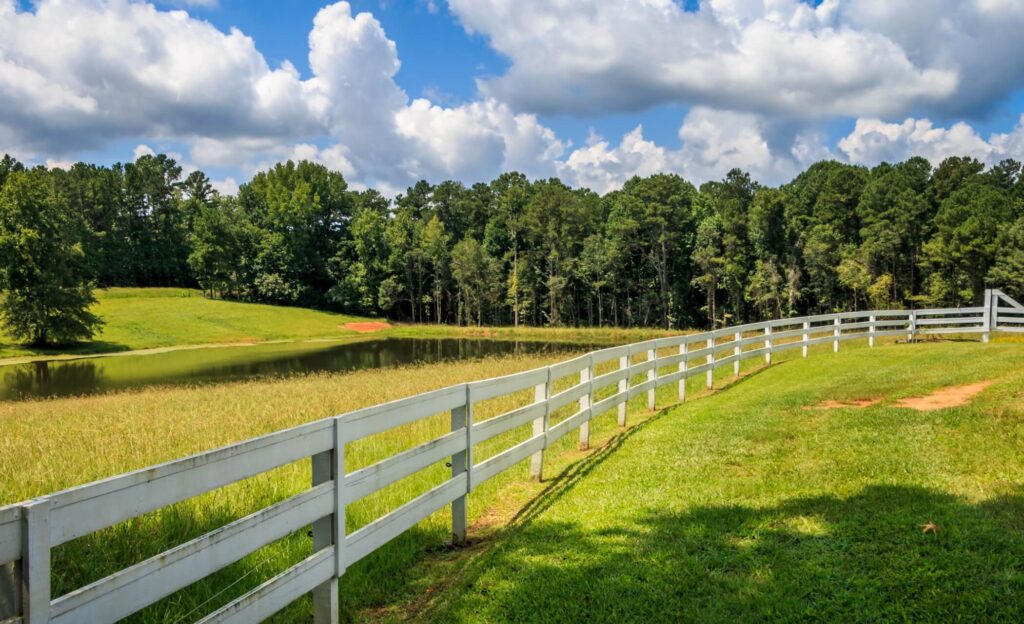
[2,151,1023,338]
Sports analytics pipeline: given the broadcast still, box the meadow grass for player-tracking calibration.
[0,348,677,621]
[0,287,680,363]
[4,336,1020,621]
[400,339,1024,623]
[0,288,376,360]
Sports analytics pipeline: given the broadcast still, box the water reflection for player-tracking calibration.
[0,338,587,402]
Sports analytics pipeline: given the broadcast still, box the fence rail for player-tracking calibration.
[2,289,1022,624]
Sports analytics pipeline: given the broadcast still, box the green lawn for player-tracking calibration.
[0,288,676,362]
[401,340,1024,623]
[0,288,375,360]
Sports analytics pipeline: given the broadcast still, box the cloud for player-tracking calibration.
[446,0,1024,119]
[0,0,318,159]
[5,0,1024,196]
[558,108,828,194]
[836,117,1023,166]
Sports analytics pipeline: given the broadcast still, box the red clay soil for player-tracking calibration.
[896,381,993,411]
[805,398,882,410]
[343,321,393,333]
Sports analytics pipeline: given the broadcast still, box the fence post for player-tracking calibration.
[833,317,841,353]
[908,311,916,343]
[647,347,656,410]
[982,289,992,343]
[579,357,592,450]
[529,370,550,480]
[802,321,810,358]
[312,427,339,624]
[450,396,468,544]
[678,342,687,401]
[706,335,715,389]
[21,498,51,624]
[764,325,772,365]
[617,355,628,427]
[869,314,876,347]
[733,331,741,377]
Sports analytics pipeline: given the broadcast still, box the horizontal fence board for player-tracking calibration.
[996,326,1024,333]
[47,418,336,546]
[652,335,688,349]
[340,385,466,443]
[591,345,630,364]
[345,474,467,566]
[685,362,712,376]
[468,368,548,403]
[196,548,334,624]
[768,327,807,340]
[873,328,911,337]
[920,327,984,335]
[997,306,1024,314]
[345,431,464,504]
[914,317,982,326]
[549,355,591,381]
[470,435,546,489]
[997,316,1024,324]
[0,508,21,565]
[626,379,656,400]
[591,368,629,391]
[805,335,838,347]
[471,402,545,444]
[629,359,657,376]
[51,483,334,624]
[545,408,592,447]
[917,307,987,315]
[627,340,659,355]
[548,382,590,413]
[655,352,686,368]
[681,345,713,361]
[590,391,627,418]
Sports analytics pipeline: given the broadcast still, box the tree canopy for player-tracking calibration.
[1,152,1022,335]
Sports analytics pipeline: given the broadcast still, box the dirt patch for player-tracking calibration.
[342,321,392,333]
[896,381,993,411]
[806,398,882,410]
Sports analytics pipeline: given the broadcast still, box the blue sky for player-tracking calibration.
[4,0,1024,194]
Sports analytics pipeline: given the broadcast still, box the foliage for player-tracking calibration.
[0,168,101,345]
[2,151,1022,331]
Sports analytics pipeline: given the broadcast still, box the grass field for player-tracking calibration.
[3,337,1021,621]
[0,288,376,360]
[400,339,1024,623]
[0,287,675,362]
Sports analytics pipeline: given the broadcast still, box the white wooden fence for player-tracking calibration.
[1,289,1022,623]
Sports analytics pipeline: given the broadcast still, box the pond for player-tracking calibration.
[0,337,590,402]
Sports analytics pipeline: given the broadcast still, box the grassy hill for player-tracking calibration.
[0,287,377,360]
[403,340,1024,623]
[0,287,678,362]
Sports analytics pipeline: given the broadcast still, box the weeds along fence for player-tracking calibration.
[2,289,1023,624]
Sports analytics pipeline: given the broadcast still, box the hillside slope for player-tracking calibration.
[0,287,377,360]
[406,341,1024,623]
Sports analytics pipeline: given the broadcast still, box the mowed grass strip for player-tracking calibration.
[405,341,1024,623]
[1,350,675,622]
[0,287,377,360]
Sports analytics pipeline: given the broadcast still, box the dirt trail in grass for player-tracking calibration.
[343,321,393,332]
[897,380,994,411]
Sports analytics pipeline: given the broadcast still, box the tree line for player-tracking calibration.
[1,151,1023,345]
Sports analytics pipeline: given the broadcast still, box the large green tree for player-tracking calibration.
[0,169,101,346]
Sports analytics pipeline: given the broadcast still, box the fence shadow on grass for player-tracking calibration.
[425,484,1024,623]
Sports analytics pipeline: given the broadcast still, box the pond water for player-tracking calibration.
[0,337,590,402]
